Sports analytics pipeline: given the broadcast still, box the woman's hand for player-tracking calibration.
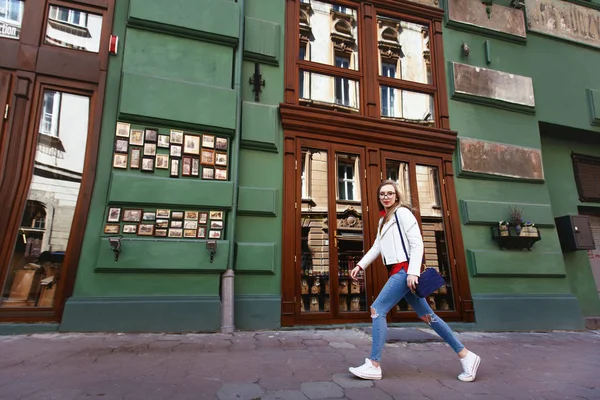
[350,266,362,280]
[407,274,419,292]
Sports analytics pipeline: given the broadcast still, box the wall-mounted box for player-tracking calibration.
[555,215,595,252]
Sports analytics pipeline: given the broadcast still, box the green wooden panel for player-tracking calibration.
[123,29,233,89]
[467,249,566,277]
[128,0,239,45]
[244,17,280,65]
[241,102,279,152]
[238,186,277,216]
[235,295,281,329]
[587,89,600,126]
[108,171,233,207]
[60,296,221,332]
[119,72,236,131]
[96,238,230,273]
[460,199,555,226]
[235,242,276,274]
[472,294,584,331]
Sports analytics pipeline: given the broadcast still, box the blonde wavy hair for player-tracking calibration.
[377,180,412,233]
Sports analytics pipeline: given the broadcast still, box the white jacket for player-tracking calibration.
[357,207,424,277]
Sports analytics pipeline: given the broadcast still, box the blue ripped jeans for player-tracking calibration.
[370,270,464,362]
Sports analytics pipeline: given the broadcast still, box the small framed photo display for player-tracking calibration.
[156,154,169,169]
[210,220,224,230]
[202,167,214,180]
[141,157,155,172]
[113,154,128,169]
[215,153,227,166]
[201,149,215,165]
[104,224,120,234]
[170,158,180,177]
[144,128,159,143]
[215,168,228,181]
[171,211,184,220]
[107,207,121,222]
[215,137,228,151]
[210,211,224,220]
[184,229,197,238]
[115,139,129,154]
[122,224,138,234]
[138,223,155,236]
[185,211,199,220]
[168,228,183,238]
[184,135,201,155]
[171,220,183,228]
[155,229,168,237]
[123,209,143,222]
[130,129,144,146]
[182,156,192,176]
[170,130,184,145]
[156,209,170,219]
[197,226,206,238]
[191,158,200,177]
[170,145,182,158]
[130,148,141,169]
[198,212,208,224]
[144,143,157,156]
[209,230,222,239]
[142,212,156,221]
[157,135,170,148]
[202,134,215,148]
[184,220,198,230]
[116,122,130,138]
[156,219,169,229]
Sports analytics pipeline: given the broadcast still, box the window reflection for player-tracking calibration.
[380,87,434,126]
[300,70,360,110]
[299,1,359,71]
[1,91,90,308]
[377,16,431,85]
[45,5,103,53]
[0,0,24,40]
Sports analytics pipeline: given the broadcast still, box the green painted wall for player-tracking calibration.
[62,0,285,332]
[443,1,600,329]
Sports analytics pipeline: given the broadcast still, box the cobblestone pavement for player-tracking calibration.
[0,328,599,400]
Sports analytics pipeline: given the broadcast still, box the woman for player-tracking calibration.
[348,180,481,382]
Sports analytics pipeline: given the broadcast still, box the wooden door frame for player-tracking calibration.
[0,0,114,321]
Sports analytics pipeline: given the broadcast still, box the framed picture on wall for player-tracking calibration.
[130,148,141,169]
[184,229,197,238]
[123,209,143,222]
[170,130,184,145]
[157,135,170,148]
[209,230,222,239]
[197,226,206,238]
[215,153,227,166]
[170,158,180,177]
[104,224,120,234]
[107,207,121,222]
[116,122,130,138]
[144,143,157,157]
[185,211,199,220]
[202,167,214,180]
[122,224,137,234]
[209,211,223,220]
[198,212,208,224]
[215,137,228,151]
[113,154,128,169]
[114,139,129,154]
[182,156,192,176]
[201,149,215,165]
[138,224,155,236]
[171,221,183,229]
[191,158,200,177]
[170,145,182,158]
[156,154,169,169]
[156,219,169,229]
[141,157,155,172]
[155,229,168,237]
[130,129,144,146]
[202,134,215,148]
[215,168,227,180]
[168,228,183,238]
[171,211,184,220]
[144,128,159,143]
[184,135,201,155]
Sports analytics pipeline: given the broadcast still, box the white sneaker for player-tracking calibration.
[458,351,481,382]
[349,358,382,380]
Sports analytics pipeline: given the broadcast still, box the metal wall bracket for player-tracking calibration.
[249,62,266,102]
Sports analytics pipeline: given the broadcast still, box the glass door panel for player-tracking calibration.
[300,147,331,313]
[1,90,90,308]
[415,165,455,312]
[335,152,367,313]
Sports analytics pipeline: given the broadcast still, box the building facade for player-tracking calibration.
[0,0,598,332]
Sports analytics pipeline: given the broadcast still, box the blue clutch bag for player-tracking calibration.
[394,213,446,298]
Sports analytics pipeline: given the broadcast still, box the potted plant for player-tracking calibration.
[498,221,509,236]
[509,206,524,235]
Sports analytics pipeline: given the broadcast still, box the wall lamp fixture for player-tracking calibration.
[206,240,217,263]
[108,236,122,261]
[510,0,525,9]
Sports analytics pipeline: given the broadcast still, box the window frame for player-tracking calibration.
[285,0,449,129]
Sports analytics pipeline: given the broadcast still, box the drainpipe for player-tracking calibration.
[221,0,245,334]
